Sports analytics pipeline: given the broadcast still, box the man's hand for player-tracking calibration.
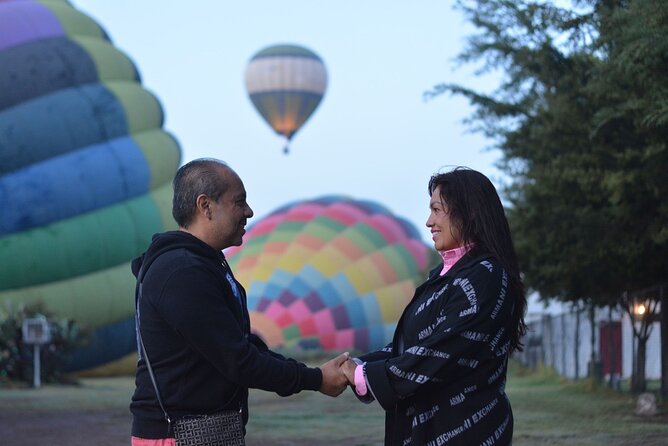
[319,352,349,397]
[341,358,357,385]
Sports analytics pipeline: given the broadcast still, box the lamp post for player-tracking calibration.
[632,299,647,393]
[624,285,662,396]
[630,296,660,393]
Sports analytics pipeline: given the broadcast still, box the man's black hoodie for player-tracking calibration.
[130,231,322,439]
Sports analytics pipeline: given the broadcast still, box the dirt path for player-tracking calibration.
[0,410,130,446]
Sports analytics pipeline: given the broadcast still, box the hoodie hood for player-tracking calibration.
[131,231,222,280]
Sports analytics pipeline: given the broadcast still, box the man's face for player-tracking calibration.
[208,168,254,250]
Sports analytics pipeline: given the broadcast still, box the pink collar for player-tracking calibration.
[439,245,472,276]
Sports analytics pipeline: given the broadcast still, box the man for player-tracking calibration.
[130,158,348,444]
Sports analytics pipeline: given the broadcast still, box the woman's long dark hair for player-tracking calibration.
[428,167,527,352]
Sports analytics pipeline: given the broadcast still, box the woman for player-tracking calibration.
[342,167,527,446]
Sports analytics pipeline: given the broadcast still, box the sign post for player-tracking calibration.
[22,315,51,388]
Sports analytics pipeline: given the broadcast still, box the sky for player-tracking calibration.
[70,1,565,314]
[72,0,505,241]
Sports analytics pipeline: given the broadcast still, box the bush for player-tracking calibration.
[0,302,88,385]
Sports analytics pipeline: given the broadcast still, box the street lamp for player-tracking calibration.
[628,294,660,394]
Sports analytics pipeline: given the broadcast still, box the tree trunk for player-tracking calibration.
[588,303,598,382]
[631,313,638,392]
[547,315,555,370]
[635,337,648,393]
[607,306,617,389]
[574,305,581,379]
[561,313,567,376]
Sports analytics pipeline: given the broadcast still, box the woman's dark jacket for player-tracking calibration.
[130,231,322,439]
[360,253,515,446]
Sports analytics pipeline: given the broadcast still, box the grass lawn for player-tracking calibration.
[507,365,668,446]
[0,361,665,445]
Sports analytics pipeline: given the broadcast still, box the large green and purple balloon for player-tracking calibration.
[0,0,180,373]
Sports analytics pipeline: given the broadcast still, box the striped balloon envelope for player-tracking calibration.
[244,44,327,154]
[0,0,181,374]
[226,196,440,352]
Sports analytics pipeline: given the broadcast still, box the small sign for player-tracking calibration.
[22,316,51,345]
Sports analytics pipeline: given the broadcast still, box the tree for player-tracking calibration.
[588,0,668,393]
[621,288,660,393]
[427,0,668,388]
[425,0,619,302]
[0,302,87,385]
[589,0,668,290]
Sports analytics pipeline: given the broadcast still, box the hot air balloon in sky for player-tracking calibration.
[245,44,327,154]
[226,196,439,352]
[0,0,180,374]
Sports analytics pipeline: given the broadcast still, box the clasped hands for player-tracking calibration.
[318,352,359,397]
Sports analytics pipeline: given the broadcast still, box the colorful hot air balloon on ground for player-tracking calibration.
[0,0,181,375]
[245,44,327,154]
[226,196,440,353]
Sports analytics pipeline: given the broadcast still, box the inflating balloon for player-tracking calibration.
[244,44,327,154]
[226,196,439,352]
[0,0,181,374]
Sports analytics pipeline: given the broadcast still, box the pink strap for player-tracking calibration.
[131,437,176,446]
[354,364,368,396]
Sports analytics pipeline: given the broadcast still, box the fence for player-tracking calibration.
[516,306,662,381]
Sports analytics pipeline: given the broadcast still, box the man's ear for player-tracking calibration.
[195,194,212,220]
